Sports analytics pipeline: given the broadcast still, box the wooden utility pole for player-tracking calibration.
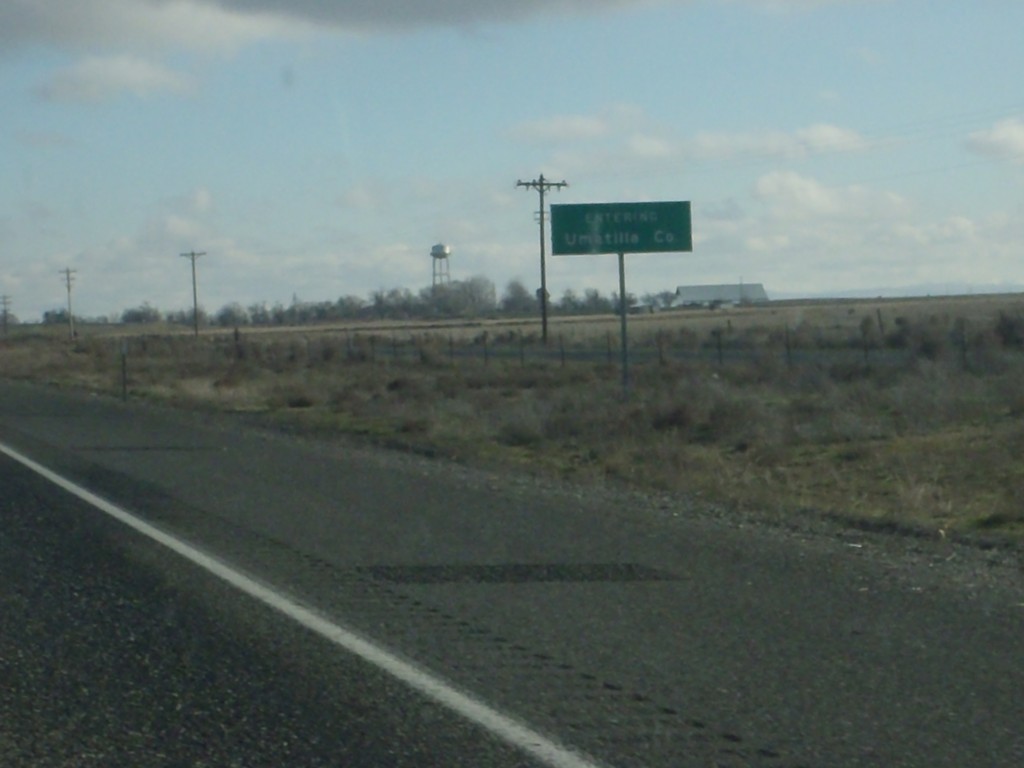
[180,250,206,338]
[516,173,567,345]
[59,268,76,340]
[1,295,11,336]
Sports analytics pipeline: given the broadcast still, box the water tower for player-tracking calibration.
[431,243,451,289]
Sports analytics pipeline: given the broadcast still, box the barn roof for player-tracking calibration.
[673,283,769,305]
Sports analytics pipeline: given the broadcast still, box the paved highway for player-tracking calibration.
[1,380,1022,767]
[0,454,532,767]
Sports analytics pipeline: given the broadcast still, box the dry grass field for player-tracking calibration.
[3,292,1024,540]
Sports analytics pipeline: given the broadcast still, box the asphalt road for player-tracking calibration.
[0,455,531,767]
[1,380,1022,767]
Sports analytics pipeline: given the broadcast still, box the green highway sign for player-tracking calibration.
[550,201,692,255]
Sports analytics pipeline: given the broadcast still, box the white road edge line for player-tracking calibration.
[0,440,608,768]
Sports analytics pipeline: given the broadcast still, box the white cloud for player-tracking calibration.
[519,119,876,190]
[848,43,887,67]
[887,215,979,249]
[190,0,656,32]
[164,214,205,242]
[710,169,1024,294]
[37,55,195,103]
[510,115,610,144]
[722,0,889,14]
[1,0,306,53]
[0,0,657,51]
[191,187,215,215]
[745,233,791,252]
[795,123,869,152]
[59,187,282,314]
[339,184,380,211]
[966,118,1024,164]
[692,123,870,160]
[0,0,891,53]
[753,170,907,220]
[126,187,220,257]
[510,104,649,146]
[516,109,873,188]
[626,133,678,159]
[682,193,1024,296]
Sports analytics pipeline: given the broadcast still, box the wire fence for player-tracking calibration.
[85,305,1024,383]
[200,324,989,373]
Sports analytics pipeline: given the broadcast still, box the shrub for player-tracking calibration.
[651,403,693,433]
[885,316,911,349]
[267,383,319,409]
[701,396,760,446]
[495,400,548,447]
[994,312,1024,348]
[828,361,871,383]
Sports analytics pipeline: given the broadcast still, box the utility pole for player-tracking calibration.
[179,250,206,338]
[1,295,10,336]
[59,268,76,340]
[516,173,567,345]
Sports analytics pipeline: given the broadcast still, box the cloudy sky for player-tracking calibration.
[2,0,1023,320]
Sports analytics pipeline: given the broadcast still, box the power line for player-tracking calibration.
[516,173,568,345]
[179,250,206,339]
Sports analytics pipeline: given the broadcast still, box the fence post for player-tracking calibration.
[483,332,489,366]
[559,334,566,367]
[957,318,968,369]
[120,340,128,402]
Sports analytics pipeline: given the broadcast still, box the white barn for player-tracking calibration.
[673,283,769,307]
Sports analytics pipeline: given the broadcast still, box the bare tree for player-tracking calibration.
[501,279,536,315]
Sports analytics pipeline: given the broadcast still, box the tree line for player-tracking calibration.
[36,277,679,328]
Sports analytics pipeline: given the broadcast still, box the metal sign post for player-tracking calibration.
[618,252,629,396]
[551,201,692,398]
